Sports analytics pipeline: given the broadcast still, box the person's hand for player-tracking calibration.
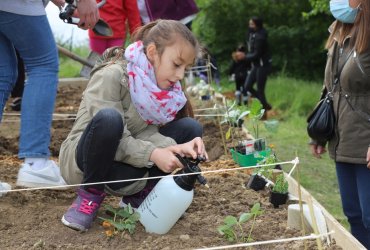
[234,51,246,61]
[366,147,370,169]
[75,0,99,29]
[170,137,208,160]
[149,148,183,173]
[51,0,65,10]
[310,144,327,159]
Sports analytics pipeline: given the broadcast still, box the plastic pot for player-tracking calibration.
[269,191,288,208]
[246,174,267,191]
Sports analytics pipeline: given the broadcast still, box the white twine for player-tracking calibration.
[193,107,219,111]
[3,112,77,117]
[194,114,225,117]
[194,231,334,250]
[0,158,298,194]
[2,112,77,122]
[288,157,300,176]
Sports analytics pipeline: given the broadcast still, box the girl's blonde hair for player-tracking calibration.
[326,0,370,53]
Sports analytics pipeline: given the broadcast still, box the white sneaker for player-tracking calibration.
[16,160,68,190]
[0,182,11,197]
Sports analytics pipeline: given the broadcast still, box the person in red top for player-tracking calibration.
[88,0,141,55]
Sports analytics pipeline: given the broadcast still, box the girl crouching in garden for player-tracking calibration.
[59,19,208,231]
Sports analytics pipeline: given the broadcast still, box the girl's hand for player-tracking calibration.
[170,137,208,160]
[366,147,370,169]
[149,148,183,173]
[310,144,327,159]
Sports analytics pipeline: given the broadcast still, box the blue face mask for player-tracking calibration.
[330,0,359,24]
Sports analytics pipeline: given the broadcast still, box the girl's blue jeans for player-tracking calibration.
[0,11,59,158]
[336,162,370,248]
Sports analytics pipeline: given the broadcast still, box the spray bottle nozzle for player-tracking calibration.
[175,154,209,188]
[197,175,209,188]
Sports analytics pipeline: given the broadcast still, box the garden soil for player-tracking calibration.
[0,84,341,250]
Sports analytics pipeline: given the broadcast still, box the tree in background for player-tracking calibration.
[192,0,333,80]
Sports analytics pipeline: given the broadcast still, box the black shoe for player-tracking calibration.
[264,103,272,111]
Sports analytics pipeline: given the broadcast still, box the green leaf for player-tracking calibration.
[239,213,252,223]
[225,127,232,140]
[125,224,136,234]
[250,203,261,213]
[102,218,127,231]
[129,212,140,222]
[249,99,263,118]
[224,215,237,226]
[102,204,118,215]
[127,203,133,214]
[116,209,131,218]
[217,224,231,235]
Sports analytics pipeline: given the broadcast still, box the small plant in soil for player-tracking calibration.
[246,153,277,190]
[270,174,289,208]
[223,101,250,142]
[247,99,265,139]
[217,203,263,243]
[99,204,140,238]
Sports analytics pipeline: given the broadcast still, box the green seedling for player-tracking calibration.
[248,99,265,139]
[255,153,277,179]
[272,174,289,194]
[99,203,140,238]
[217,203,263,243]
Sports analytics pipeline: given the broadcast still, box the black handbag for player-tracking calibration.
[307,46,354,142]
[307,93,335,142]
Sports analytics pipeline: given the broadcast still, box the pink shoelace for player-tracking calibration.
[78,198,100,215]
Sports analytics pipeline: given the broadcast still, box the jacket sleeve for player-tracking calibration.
[246,35,265,62]
[83,64,165,167]
[123,0,142,35]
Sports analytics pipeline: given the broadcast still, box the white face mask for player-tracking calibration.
[330,0,360,24]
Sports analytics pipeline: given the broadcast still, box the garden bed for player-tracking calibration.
[0,80,343,249]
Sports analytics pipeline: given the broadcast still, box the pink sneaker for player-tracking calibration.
[61,188,106,231]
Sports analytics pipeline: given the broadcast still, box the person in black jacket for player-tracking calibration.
[236,17,272,110]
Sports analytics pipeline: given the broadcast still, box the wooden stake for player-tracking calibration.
[307,195,324,250]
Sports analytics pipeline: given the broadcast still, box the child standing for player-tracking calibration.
[59,19,208,231]
[88,0,141,55]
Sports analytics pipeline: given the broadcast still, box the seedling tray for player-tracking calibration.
[230,148,271,167]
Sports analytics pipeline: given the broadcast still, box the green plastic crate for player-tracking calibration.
[230,148,271,167]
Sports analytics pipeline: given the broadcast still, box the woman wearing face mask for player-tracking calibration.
[236,17,272,111]
[308,0,370,247]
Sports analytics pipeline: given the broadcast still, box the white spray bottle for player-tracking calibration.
[138,155,208,234]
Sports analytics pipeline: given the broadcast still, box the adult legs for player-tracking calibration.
[0,12,59,158]
[336,162,370,248]
[255,66,272,110]
[0,30,18,120]
[243,66,257,99]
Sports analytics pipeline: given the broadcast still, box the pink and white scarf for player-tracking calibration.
[124,41,187,125]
